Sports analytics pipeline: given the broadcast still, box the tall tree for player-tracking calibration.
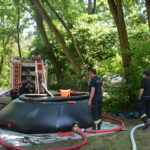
[145,0,150,29]
[43,0,85,64]
[88,0,93,14]
[88,0,97,14]
[29,0,80,72]
[15,0,22,58]
[0,2,14,77]
[107,0,134,102]
[33,8,62,81]
[92,0,97,14]
[0,35,11,75]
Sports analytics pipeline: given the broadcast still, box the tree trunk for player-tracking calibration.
[0,56,4,76]
[29,0,80,72]
[0,36,10,77]
[16,0,22,58]
[92,0,96,14]
[44,0,85,64]
[108,0,131,68]
[61,0,73,29]
[107,0,118,25]
[88,0,93,15]
[107,0,134,104]
[145,0,150,29]
[34,9,62,81]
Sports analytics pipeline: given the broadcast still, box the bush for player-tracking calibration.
[49,74,89,92]
[103,84,130,112]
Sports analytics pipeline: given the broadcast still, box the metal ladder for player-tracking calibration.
[35,60,40,94]
[14,63,21,91]
[35,60,46,94]
[42,60,46,85]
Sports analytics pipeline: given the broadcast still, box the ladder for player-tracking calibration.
[35,60,46,94]
[35,60,40,94]
[42,60,46,85]
[14,63,21,91]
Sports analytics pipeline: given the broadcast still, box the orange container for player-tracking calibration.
[60,89,71,97]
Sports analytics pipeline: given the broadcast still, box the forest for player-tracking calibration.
[0,0,150,111]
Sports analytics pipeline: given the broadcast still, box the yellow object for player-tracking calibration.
[94,119,102,124]
[141,114,147,118]
[60,89,71,97]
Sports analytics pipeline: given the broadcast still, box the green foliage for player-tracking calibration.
[74,24,118,64]
[50,74,89,91]
[103,84,129,112]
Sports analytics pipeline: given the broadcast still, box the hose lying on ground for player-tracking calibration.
[85,115,125,133]
[0,115,125,150]
[0,127,87,150]
[130,123,144,150]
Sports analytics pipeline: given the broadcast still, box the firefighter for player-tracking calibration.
[138,70,150,128]
[88,69,103,130]
[19,80,30,95]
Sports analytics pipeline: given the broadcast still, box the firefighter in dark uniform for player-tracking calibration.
[19,80,30,95]
[138,70,150,128]
[88,69,103,130]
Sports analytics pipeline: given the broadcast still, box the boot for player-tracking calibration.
[92,119,102,130]
[143,120,150,129]
[97,120,102,130]
[141,114,149,129]
[146,119,150,128]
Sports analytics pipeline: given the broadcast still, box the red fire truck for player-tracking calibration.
[10,56,48,98]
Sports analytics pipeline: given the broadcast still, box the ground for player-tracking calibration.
[21,116,150,150]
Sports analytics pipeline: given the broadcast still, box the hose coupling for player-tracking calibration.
[73,121,80,132]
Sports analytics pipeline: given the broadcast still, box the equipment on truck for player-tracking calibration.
[10,56,48,98]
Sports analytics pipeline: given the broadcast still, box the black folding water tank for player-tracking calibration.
[0,92,93,133]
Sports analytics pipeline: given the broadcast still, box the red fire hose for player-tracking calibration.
[85,115,125,133]
[0,127,87,150]
[0,115,124,150]
[49,130,88,150]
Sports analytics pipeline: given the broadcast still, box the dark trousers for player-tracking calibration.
[137,96,150,121]
[91,96,102,121]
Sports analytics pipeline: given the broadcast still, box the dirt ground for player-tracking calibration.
[22,116,150,150]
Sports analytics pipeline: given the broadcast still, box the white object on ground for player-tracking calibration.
[130,123,144,150]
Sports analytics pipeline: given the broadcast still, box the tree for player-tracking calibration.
[15,0,22,58]
[145,0,150,29]
[28,0,80,72]
[0,1,15,76]
[0,36,11,76]
[88,0,97,14]
[88,0,93,15]
[33,7,62,81]
[44,0,85,64]
[92,0,97,14]
[107,0,134,102]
